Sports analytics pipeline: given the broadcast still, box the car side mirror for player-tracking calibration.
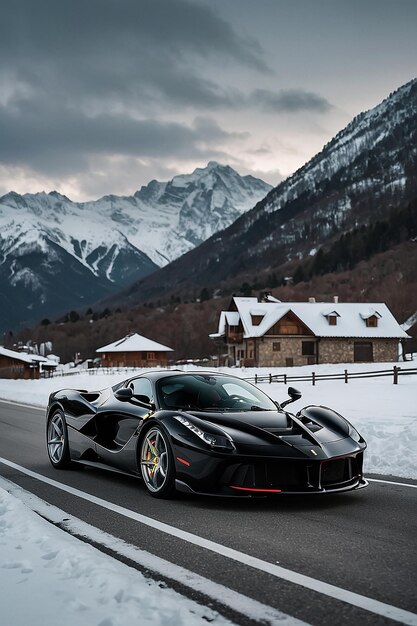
[114,387,133,401]
[280,386,302,409]
[288,387,302,401]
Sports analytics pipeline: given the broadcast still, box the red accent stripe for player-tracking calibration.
[229,486,281,493]
[176,457,190,467]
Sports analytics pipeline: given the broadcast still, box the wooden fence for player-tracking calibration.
[246,366,417,386]
[44,365,417,385]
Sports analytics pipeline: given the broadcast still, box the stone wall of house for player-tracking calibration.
[226,337,399,366]
[319,338,398,363]
[318,339,354,363]
[257,337,317,367]
[373,339,399,362]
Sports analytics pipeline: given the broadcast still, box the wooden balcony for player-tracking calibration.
[226,333,244,344]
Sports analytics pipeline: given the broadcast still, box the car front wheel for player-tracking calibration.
[47,410,72,469]
[140,426,176,498]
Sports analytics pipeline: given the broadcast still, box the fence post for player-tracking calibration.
[312,371,316,386]
[255,374,258,384]
[344,369,348,384]
[284,373,287,385]
[393,366,400,384]
[269,373,272,384]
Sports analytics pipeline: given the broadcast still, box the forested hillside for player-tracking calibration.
[13,235,417,363]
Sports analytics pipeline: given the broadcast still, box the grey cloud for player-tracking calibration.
[0,0,267,70]
[250,88,333,113]
[248,146,273,156]
[0,0,268,113]
[192,117,249,142]
[0,0,280,196]
[0,95,245,176]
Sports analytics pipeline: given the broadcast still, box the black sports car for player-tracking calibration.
[46,370,367,498]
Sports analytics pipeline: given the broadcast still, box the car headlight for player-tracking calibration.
[174,415,235,450]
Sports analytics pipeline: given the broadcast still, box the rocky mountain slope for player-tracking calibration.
[0,163,271,330]
[112,79,417,307]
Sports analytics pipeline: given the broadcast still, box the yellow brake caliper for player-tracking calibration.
[148,439,158,477]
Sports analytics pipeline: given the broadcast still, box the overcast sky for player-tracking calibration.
[0,0,416,201]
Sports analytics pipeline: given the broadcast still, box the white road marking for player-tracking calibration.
[1,457,416,625]
[0,475,306,626]
[367,477,417,489]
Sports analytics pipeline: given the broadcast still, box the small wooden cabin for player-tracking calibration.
[96,333,174,368]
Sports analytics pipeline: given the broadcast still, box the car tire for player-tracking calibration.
[140,426,176,498]
[46,409,72,469]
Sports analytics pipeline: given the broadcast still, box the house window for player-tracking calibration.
[147,352,155,360]
[273,342,281,352]
[328,315,337,326]
[251,315,264,326]
[366,316,378,327]
[354,342,373,362]
[302,341,315,356]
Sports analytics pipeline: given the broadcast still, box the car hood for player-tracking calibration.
[190,409,290,431]
[185,408,357,455]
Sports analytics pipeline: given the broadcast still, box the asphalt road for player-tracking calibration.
[0,399,416,626]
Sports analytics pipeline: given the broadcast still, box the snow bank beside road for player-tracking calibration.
[0,362,416,479]
[0,485,230,626]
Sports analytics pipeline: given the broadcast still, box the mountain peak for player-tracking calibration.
[48,190,71,201]
[206,160,223,170]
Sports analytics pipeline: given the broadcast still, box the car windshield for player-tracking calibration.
[156,374,277,411]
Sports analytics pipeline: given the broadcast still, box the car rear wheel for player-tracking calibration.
[140,426,176,498]
[47,410,72,469]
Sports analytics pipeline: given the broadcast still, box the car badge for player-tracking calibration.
[311,449,318,456]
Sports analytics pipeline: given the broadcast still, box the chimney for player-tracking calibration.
[308,297,316,303]
[333,295,339,304]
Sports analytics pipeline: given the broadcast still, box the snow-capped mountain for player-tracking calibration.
[0,163,271,329]
[85,161,271,265]
[112,79,417,305]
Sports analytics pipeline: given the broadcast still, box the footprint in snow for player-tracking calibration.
[42,551,59,560]
[2,561,24,569]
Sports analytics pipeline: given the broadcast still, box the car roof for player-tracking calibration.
[129,370,238,382]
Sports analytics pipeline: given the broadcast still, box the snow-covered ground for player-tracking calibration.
[0,362,415,625]
[0,481,233,626]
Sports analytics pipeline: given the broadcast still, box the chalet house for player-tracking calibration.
[96,333,174,368]
[210,296,409,367]
[0,347,57,379]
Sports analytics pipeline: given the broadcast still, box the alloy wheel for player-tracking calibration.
[47,411,71,468]
[140,428,170,493]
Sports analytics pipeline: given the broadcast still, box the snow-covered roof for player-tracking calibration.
[321,309,340,318]
[209,311,241,338]
[96,333,173,353]
[0,347,54,365]
[225,311,240,325]
[359,308,382,320]
[212,298,409,339]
